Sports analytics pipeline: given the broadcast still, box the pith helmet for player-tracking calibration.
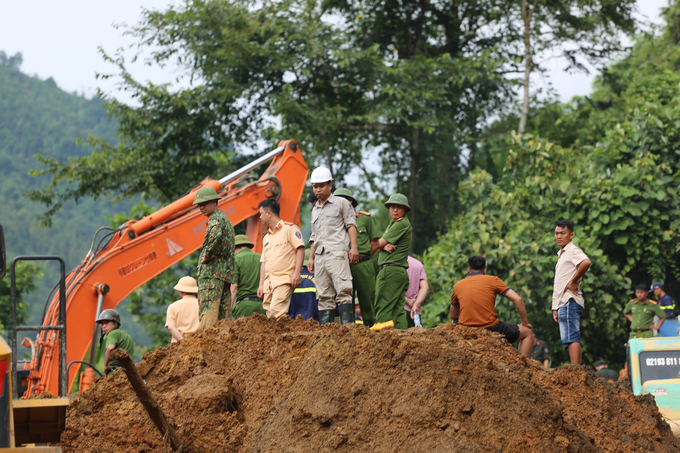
[303,248,311,267]
[310,167,333,183]
[334,188,357,207]
[192,187,221,205]
[96,309,121,326]
[384,193,410,212]
[174,276,198,293]
[235,234,255,248]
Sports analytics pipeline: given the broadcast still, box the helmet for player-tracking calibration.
[310,167,333,183]
[333,188,357,207]
[173,276,198,293]
[235,234,254,248]
[303,248,311,267]
[384,193,410,212]
[96,309,121,326]
[192,187,222,205]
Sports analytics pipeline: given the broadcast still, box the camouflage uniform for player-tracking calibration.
[198,209,235,328]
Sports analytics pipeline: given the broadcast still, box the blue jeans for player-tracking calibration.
[557,299,583,348]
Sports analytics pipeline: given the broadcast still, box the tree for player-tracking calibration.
[0,262,43,334]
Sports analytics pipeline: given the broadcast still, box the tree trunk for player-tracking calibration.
[518,0,540,137]
[408,128,421,254]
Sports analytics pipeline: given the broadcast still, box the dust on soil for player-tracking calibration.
[60,315,680,452]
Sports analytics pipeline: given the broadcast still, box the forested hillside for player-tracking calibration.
[0,52,150,348]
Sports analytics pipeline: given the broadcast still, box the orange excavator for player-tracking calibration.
[11,139,308,400]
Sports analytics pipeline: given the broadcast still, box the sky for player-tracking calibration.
[0,0,671,105]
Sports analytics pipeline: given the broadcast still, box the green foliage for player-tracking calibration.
[0,262,43,333]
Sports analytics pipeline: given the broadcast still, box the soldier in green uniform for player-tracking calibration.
[193,186,235,328]
[334,188,379,327]
[231,234,267,319]
[374,193,412,329]
[96,309,135,376]
[624,284,667,339]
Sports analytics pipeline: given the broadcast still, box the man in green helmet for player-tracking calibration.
[334,188,378,327]
[231,234,267,319]
[96,309,134,376]
[374,193,412,329]
[193,186,235,328]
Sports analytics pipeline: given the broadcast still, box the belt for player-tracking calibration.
[236,297,262,305]
[359,255,372,262]
[634,330,650,333]
[380,263,405,270]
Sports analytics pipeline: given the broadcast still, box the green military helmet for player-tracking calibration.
[96,309,121,326]
[235,234,254,248]
[334,188,357,207]
[384,193,410,212]
[192,187,222,205]
[303,248,311,267]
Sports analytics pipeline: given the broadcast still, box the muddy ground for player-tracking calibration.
[60,315,680,452]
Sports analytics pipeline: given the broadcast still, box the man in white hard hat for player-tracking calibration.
[307,167,359,325]
[165,276,200,342]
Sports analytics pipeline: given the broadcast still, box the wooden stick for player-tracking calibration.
[111,349,184,452]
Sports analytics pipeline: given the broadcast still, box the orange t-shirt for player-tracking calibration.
[450,273,510,328]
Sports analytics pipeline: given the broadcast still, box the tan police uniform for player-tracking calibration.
[165,295,200,342]
[309,194,357,311]
[261,219,305,318]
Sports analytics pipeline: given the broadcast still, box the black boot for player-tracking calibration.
[338,304,354,325]
[318,309,334,325]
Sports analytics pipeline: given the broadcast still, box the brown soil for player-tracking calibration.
[60,315,680,452]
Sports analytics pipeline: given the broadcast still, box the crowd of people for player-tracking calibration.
[97,166,676,377]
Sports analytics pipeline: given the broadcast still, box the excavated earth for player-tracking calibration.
[60,315,680,452]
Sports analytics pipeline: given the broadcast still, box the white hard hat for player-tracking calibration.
[310,167,333,183]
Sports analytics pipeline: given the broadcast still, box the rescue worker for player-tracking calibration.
[289,249,319,321]
[373,193,412,329]
[531,338,550,368]
[231,234,267,319]
[257,199,305,318]
[333,188,379,327]
[594,360,618,382]
[651,282,678,337]
[193,186,235,329]
[624,284,666,338]
[96,309,134,376]
[165,276,200,342]
[307,167,359,325]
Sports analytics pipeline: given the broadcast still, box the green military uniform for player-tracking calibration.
[596,367,619,381]
[531,338,550,366]
[103,328,135,368]
[233,247,266,319]
[351,211,379,327]
[197,208,235,326]
[624,298,665,339]
[375,195,412,329]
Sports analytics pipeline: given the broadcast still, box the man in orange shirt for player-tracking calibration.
[450,255,534,358]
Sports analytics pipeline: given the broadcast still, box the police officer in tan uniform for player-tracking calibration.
[307,167,359,325]
[257,199,305,318]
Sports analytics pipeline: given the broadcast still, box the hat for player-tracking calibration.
[174,276,198,293]
[650,282,665,292]
[594,359,607,367]
[384,193,411,212]
[235,234,254,248]
[192,187,221,205]
[333,188,357,207]
[635,284,648,292]
[310,167,333,183]
[303,248,311,267]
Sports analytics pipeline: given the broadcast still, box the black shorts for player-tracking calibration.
[485,321,520,343]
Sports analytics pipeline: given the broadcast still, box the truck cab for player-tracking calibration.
[628,337,680,435]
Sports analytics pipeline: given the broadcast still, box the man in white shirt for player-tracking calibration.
[552,219,591,364]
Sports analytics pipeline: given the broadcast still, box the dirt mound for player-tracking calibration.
[60,315,680,452]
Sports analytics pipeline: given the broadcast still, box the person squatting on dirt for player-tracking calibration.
[450,255,534,358]
[624,284,666,339]
[194,186,236,329]
[373,193,413,329]
[289,249,319,322]
[307,167,359,325]
[334,188,379,327]
[231,234,267,319]
[165,276,200,342]
[257,199,305,318]
[97,309,135,376]
[552,219,591,365]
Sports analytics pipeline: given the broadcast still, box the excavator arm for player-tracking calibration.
[24,140,308,397]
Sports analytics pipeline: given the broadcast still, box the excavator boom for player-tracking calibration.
[27,140,307,397]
